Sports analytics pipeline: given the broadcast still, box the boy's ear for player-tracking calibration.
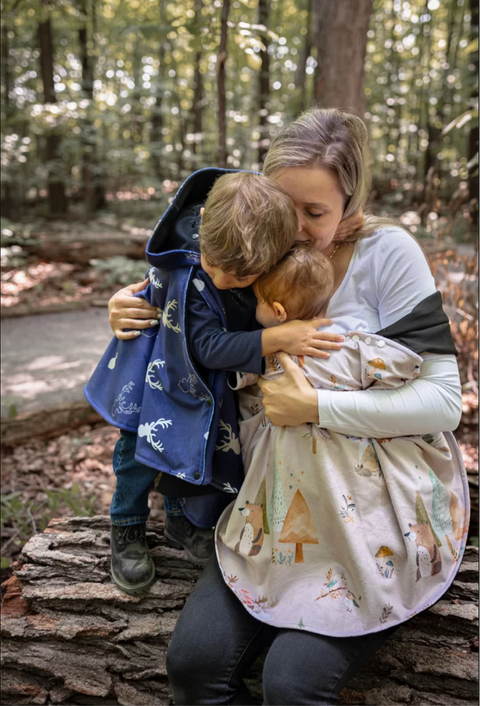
[272,302,287,322]
[200,207,205,217]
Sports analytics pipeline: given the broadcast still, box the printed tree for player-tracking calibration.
[415,491,442,547]
[254,478,270,535]
[278,490,319,563]
[428,468,453,537]
[268,462,288,532]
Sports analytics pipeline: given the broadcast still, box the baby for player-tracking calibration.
[229,241,423,469]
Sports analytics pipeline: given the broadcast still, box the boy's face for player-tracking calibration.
[201,254,259,290]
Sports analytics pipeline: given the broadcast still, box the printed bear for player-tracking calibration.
[404,522,442,581]
[235,501,264,557]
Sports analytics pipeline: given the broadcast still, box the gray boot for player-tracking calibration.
[164,515,214,566]
[110,523,156,596]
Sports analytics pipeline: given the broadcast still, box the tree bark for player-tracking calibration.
[313,0,372,116]
[1,20,15,219]
[257,0,270,166]
[217,0,231,168]
[468,0,479,224]
[294,0,313,116]
[78,0,105,216]
[191,0,204,161]
[151,0,166,181]
[38,13,68,216]
[1,516,478,705]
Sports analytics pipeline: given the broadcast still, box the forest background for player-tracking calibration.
[1,0,478,576]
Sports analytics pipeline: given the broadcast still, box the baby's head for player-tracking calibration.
[199,172,298,290]
[254,242,335,327]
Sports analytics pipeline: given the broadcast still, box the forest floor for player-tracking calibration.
[1,208,478,585]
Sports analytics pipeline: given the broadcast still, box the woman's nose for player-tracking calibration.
[296,211,306,235]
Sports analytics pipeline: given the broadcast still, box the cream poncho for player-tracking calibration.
[215,330,469,637]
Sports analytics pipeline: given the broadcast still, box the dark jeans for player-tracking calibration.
[167,556,398,705]
[110,430,184,525]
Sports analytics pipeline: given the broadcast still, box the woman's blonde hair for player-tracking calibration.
[263,108,397,244]
[199,172,298,277]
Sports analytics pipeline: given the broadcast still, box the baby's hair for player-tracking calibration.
[254,241,335,320]
[199,172,298,278]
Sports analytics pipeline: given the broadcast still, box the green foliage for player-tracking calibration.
[0,484,96,567]
[91,256,149,287]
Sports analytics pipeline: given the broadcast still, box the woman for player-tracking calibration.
[108,109,464,704]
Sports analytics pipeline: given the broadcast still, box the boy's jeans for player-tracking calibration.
[110,430,184,526]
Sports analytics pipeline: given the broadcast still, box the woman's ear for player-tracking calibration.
[272,302,287,322]
[200,207,205,217]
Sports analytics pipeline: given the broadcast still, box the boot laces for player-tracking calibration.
[119,524,146,548]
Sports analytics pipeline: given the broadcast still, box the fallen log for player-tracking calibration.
[1,402,103,446]
[1,516,478,706]
[15,233,148,265]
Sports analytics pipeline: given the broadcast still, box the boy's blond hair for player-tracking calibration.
[199,172,298,278]
[254,241,335,320]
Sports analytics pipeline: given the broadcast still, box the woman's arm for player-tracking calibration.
[258,230,463,435]
[258,352,462,437]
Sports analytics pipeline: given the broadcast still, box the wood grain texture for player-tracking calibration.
[1,516,478,705]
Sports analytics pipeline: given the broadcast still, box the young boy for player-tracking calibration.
[85,171,330,595]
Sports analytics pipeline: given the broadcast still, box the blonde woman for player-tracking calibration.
[108,109,464,704]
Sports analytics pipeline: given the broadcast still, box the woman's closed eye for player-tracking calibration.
[307,211,324,219]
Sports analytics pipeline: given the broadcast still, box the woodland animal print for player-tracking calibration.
[235,501,264,557]
[404,522,442,581]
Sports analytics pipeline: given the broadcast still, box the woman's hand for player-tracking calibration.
[335,209,365,239]
[257,352,319,426]
[108,279,160,340]
[262,318,344,359]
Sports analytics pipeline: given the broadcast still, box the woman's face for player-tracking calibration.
[269,167,346,255]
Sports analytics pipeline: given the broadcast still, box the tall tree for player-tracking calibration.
[468,0,478,223]
[150,0,167,181]
[78,0,104,215]
[1,18,14,217]
[191,0,204,160]
[38,6,67,215]
[217,0,230,168]
[257,0,270,165]
[313,0,372,116]
[294,0,313,116]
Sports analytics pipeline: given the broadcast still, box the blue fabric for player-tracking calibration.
[110,430,168,525]
[85,168,263,529]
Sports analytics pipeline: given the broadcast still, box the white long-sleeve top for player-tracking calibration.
[317,227,462,438]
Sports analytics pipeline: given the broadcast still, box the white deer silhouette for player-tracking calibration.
[215,420,241,455]
[145,359,165,390]
[157,299,181,333]
[138,418,172,453]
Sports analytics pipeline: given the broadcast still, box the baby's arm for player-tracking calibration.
[188,283,342,373]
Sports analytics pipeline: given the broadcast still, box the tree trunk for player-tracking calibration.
[151,0,166,181]
[294,0,313,116]
[468,0,479,224]
[257,0,270,166]
[1,21,15,219]
[1,516,478,705]
[217,0,231,168]
[191,0,204,161]
[313,0,372,116]
[38,15,68,216]
[78,0,104,216]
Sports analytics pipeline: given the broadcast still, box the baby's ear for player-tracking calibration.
[273,302,287,322]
